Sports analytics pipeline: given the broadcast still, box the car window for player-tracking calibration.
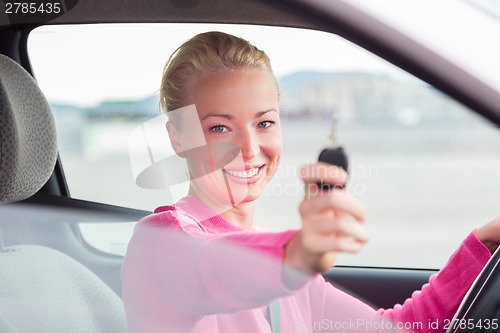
[28,23,500,268]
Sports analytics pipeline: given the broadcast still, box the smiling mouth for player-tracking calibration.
[222,165,264,179]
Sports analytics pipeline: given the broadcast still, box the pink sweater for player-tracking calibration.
[122,196,491,333]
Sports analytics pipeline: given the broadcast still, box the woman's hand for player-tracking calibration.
[285,162,369,274]
[475,216,500,253]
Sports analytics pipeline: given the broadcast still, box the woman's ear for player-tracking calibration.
[166,121,186,158]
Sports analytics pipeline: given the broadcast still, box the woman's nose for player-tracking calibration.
[238,129,260,160]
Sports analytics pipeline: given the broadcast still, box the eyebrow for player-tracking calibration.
[201,109,277,121]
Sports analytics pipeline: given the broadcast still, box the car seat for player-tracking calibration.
[0,54,127,332]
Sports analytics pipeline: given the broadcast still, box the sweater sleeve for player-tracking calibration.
[318,231,491,333]
[189,229,309,313]
[145,211,309,318]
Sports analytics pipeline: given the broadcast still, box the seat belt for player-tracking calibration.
[269,300,280,333]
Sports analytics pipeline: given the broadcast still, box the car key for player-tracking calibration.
[317,116,348,190]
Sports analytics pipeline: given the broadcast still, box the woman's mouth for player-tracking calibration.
[222,165,265,183]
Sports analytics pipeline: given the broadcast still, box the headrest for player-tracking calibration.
[0,54,57,203]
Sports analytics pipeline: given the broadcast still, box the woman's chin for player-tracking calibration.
[221,185,260,205]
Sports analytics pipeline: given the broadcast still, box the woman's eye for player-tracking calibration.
[209,125,228,133]
[257,121,274,129]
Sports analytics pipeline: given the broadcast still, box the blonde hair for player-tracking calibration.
[160,31,278,114]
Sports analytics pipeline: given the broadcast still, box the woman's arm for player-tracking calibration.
[127,213,309,315]
[305,231,490,333]
[316,219,497,333]
[373,231,490,333]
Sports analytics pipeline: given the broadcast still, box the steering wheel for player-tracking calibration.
[446,247,500,333]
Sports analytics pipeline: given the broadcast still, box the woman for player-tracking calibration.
[122,31,499,333]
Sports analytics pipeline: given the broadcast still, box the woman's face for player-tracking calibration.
[174,68,282,207]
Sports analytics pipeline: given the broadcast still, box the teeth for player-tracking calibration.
[224,167,260,178]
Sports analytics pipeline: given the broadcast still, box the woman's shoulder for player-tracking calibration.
[137,197,205,233]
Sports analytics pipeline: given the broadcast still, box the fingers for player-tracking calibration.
[299,190,365,222]
[297,228,367,273]
[296,162,369,273]
[299,162,364,220]
[303,214,369,244]
[302,232,366,254]
[300,162,348,188]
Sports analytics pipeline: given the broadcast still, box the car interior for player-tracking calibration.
[1,0,500,332]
